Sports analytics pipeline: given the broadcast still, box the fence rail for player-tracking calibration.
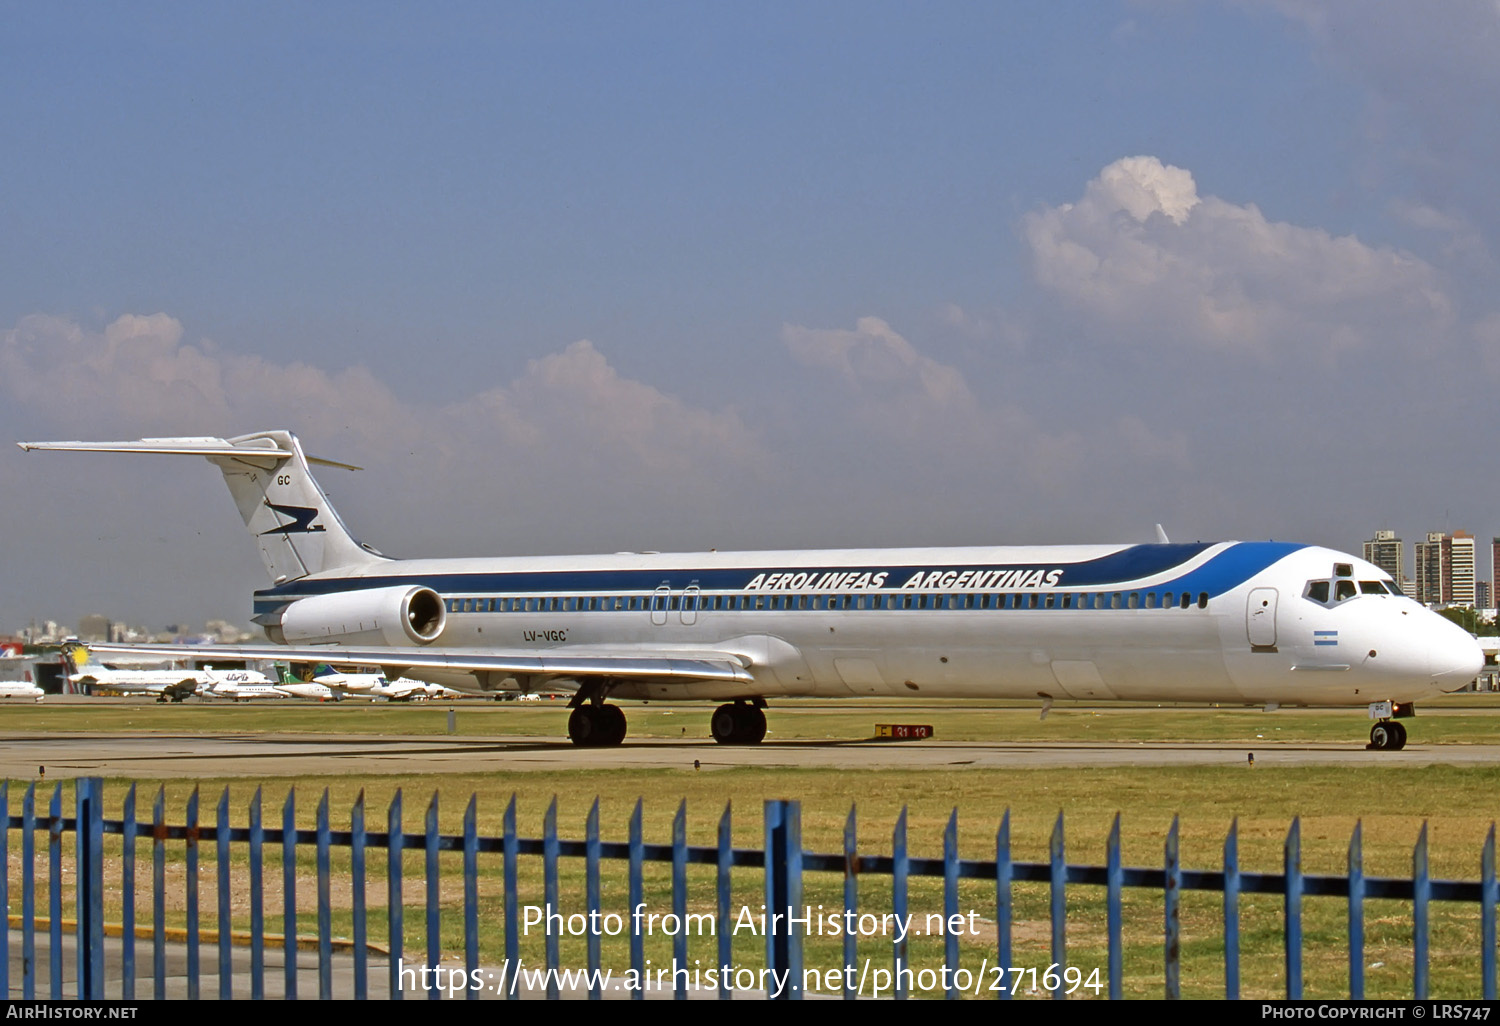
[1,779,1495,1000]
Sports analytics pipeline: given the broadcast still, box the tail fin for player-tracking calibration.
[18,430,386,583]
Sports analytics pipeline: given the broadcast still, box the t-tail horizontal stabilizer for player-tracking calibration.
[18,430,384,584]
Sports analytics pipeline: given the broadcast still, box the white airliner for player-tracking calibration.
[196,667,284,702]
[20,430,1484,751]
[65,645,212,702]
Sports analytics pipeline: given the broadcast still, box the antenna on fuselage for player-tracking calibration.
[1155,524,1170,544]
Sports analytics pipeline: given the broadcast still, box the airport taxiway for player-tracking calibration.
[3,732,1500,779]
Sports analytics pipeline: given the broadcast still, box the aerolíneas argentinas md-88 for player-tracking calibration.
[19,431,1482,750]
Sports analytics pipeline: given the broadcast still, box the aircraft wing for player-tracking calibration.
[81,642,755,689]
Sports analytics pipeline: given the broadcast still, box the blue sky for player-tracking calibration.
[4,1,1498,628]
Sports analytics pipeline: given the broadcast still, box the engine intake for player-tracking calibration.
[264,586,447,647]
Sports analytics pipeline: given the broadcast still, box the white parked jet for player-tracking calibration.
[197,667,285,702]
[65,645,210,702]
[21,431,1484,750]
[0,680,45,702]
[311,667,445,702]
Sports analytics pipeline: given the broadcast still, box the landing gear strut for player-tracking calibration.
[1368,719,1407,752]
[711,701,766,745]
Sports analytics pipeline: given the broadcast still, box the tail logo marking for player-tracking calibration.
[261,502,327,536]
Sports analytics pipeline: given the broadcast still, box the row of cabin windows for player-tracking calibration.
[445,590,1212,614]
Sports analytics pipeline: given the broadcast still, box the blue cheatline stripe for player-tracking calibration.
[254,540,1309,615]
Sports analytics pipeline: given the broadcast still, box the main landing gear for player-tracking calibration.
[568,703,627,747]
[711,701,766,745]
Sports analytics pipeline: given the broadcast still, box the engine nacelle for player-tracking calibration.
[264,586,447,647]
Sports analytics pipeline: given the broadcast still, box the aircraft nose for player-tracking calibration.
[1429,617,1485,692]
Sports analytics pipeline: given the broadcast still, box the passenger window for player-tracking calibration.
[1197,593,1208,609]
[1163,592,1174,608]
[1307,581,1329,603]
[1335,580,1357,601]
[1127,593,1139,609]
[1144,592,1157,609]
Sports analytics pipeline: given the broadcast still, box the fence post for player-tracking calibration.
[217,787,232,1000]
[893,806,908,1000]
[186,787,200,1000]
[544,796,559,999]
[351,791,367,1000]
[76,777,104,1000]
[1165,815,1180,1000]
[996,810,1011,1002]
[1106,814,1122,1000]
[673,800,688,1000]
[1484,825,1497,1001]
[1285,818,1303,999]
[250,787,264,1000]
[629,799,644,1001]
[318,789,333,1000]
[48,783,61,1000]
[842,805,857,1002]
[425,792,441,1001]
[465,794,480,1002]
[765,799,803,1000]
[388,789,404,1002]
[0,783,7,1001]
[504,794,519,1000]
[283,789,297,1000]
[1050,811,1066,1000]
[1415,822,1431,1000]
[1349,821,1364,1000]
[1224,818,1240,1001]
[719,802,735,1001]
[121,782,137,999]
[943,809,959,1000]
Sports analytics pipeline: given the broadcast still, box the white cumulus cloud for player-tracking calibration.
[1024,155,1454,359]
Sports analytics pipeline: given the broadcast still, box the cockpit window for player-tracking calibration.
[1359,581,1385,595]
[1335,580,1357,601]
[1334,563,1353,577]
[1383,581,1403,596]
[1306,581,1329,603]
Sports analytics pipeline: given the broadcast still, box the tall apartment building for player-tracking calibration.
[1415,530,1476,607]
[1362,530,1405,589]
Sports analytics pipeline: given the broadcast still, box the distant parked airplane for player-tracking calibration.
[0,679,44,702]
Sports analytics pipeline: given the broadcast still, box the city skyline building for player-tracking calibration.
[1414,530,1476,608]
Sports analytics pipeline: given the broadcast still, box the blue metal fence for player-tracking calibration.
[1,778,1496,1000]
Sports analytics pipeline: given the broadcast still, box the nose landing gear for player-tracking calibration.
[1368,719,1407,751]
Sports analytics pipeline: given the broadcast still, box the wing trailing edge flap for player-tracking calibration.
[82,642,755,684]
